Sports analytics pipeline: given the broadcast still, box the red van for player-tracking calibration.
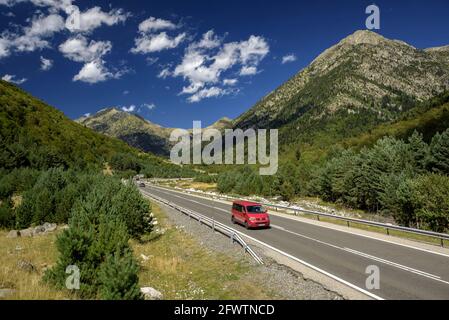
[231,200,270,229]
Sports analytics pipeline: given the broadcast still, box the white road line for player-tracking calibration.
[268,219,448,284]
[144,187,449,288]
[235,230,385,300]
[150,185,449,259]
[156,189,229,214]
[213,206,228,213]
[142,188,384,300]
[344,248,449,286]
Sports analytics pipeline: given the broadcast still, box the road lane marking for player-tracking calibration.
[151,188,230,214]
[344,248,441,279]
[343,248,449,286]
[213,206,228,213]
[232,228,385,300]
[144,187,449,286]
[142,189,384,300]
[149,185,449,259]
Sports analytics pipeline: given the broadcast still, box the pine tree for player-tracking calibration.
[412,174,449,233]
[407,131,429,173]
[98,250,142,300]
[429,129,449,175]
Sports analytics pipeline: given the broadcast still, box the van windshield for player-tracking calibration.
[246,206,266,214]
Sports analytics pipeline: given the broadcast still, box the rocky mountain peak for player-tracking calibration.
[341,30,385,46]
[234,30,449,131]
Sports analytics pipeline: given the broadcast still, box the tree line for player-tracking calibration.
[0,167,152,299]
[214,129,449,233]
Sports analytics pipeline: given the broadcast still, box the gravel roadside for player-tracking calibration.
[156,201,343,300]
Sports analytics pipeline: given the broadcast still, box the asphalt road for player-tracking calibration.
[141,184,449,300]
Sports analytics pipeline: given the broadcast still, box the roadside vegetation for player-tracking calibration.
[211,129,449,233]
[193,94,449,234]
[0,203,279,300]
[0,80,193,299]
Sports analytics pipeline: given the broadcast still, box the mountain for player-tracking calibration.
[0,80,196,179]
[0,80,137,170]
[234,30,449,145]
[78,109,234,156]
[77,108,174,156]
[205,117,233,132]
[425,45,449,66]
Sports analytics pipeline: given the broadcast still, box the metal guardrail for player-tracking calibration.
[140,190,264,264]
[155,185,449,248]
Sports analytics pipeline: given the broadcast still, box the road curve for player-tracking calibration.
[141,184,449,300]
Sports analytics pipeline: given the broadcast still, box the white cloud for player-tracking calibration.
[239,35,269,65]
[40,55,53,70]
[123,90,129,95]
[121,105,136,113]
[0,38,10,58]
[138,17,177,33]
[168,31,269,102]
[59,35,111,62]
[223,78,238,86]
[146,56,159,65]
[239,65,257,76]
[158,68,171,79]
[65,6,129,33]
[131,32,186,54]
[142,103,156,111]
[73,59,112,84]
[0,1,129,61]
[3,13,65,54]
[190,30,221,50]
[59,35,127,84]
[0,0,73,11]
[188,87,231,103]
[1,1,129,33]
[2,74,27,84]
[282,53,297,64]
[27,13,65,37]
[131,16,185,55]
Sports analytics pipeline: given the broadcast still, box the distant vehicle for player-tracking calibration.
[231,200,270,229]
[139,182,146,188]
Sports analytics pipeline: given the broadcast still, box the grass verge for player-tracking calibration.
[0,230,71,300]
[0,203,279,300]
[133,204,279,300]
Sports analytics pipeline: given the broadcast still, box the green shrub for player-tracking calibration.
[0,201,14,229]
[98,250,142,300]
[0,168,40,200]
[412,174,449,233]
[45,182,144,299]
[429,129,449,175]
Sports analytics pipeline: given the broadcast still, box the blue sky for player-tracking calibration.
[0,0,448,128]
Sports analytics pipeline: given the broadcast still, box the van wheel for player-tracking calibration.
[244,221,249,229]
[231,216,236,224]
